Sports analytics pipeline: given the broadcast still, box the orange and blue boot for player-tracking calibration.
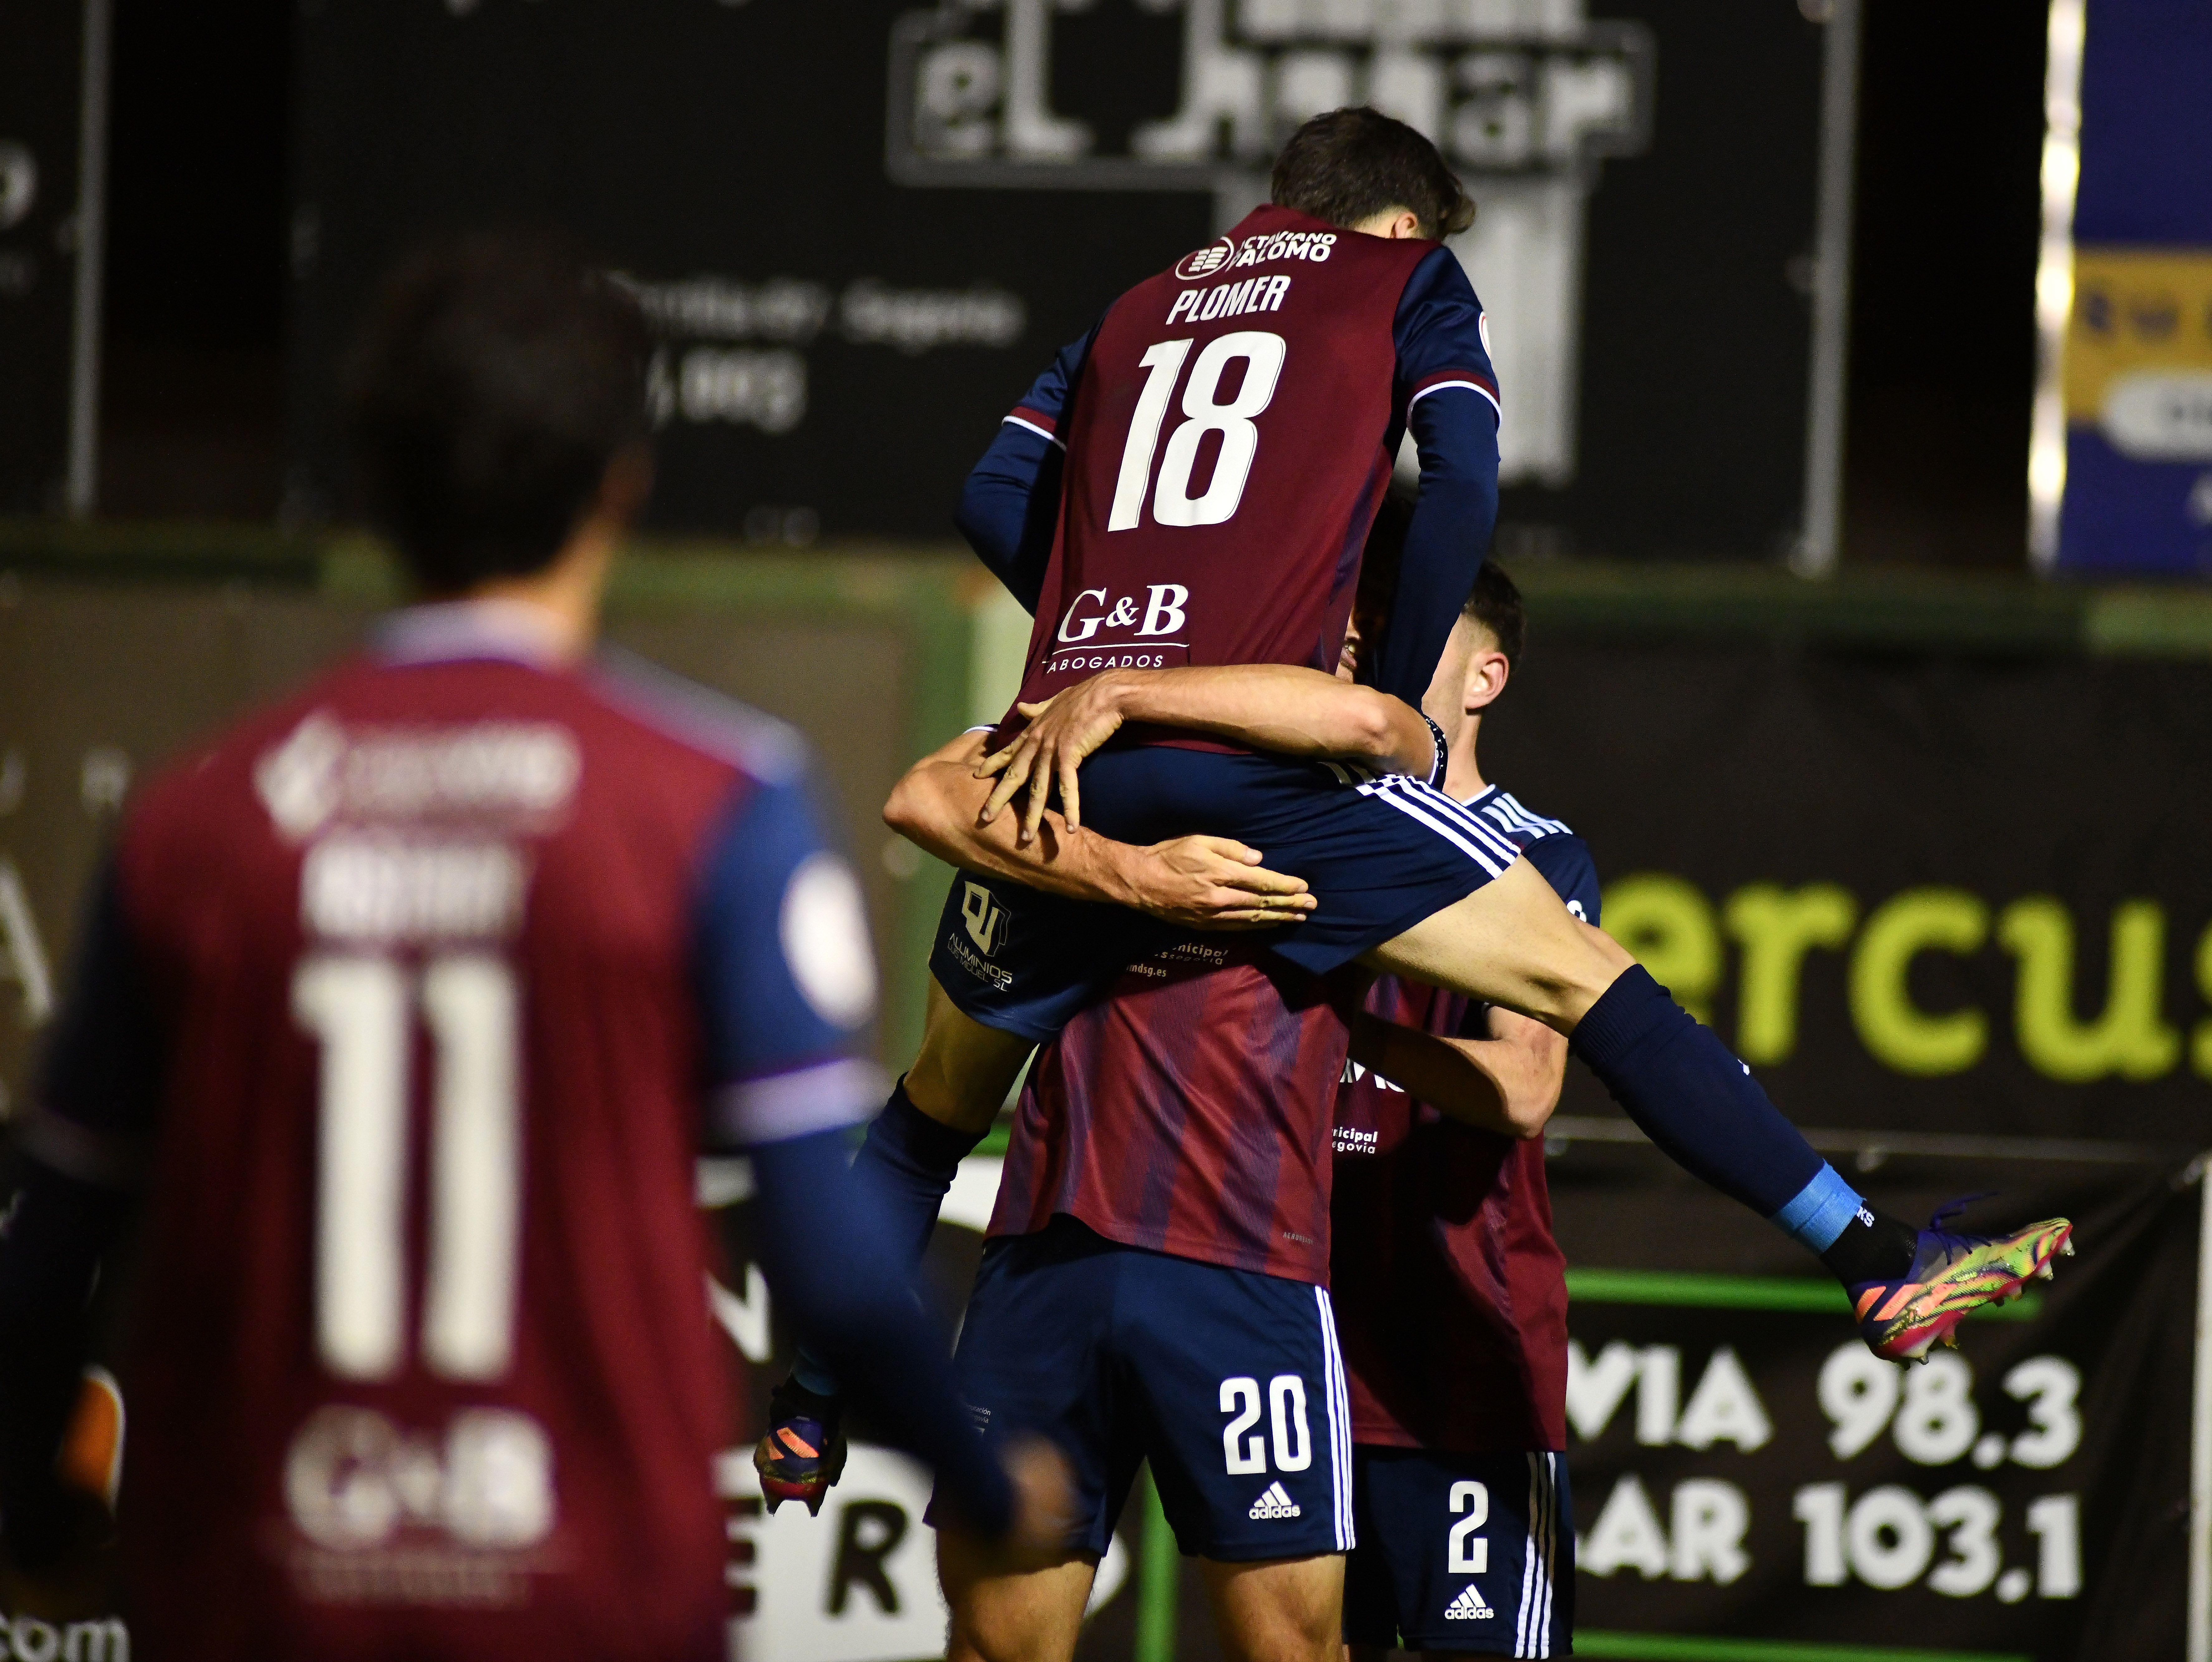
[753,1378,848,1516]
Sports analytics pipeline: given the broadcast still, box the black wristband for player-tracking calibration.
[1422,713,1448,788]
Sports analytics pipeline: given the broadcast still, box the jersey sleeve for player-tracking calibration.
[692,771,888,1152]
[1373,247,1501,705]
[22,854,167,1186]
[952,323,1100,616]
[1524,833,1603,928]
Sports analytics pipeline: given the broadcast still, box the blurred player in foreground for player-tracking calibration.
[0,233,1063,1660]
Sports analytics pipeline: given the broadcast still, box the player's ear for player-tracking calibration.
[1463,649,1510,714]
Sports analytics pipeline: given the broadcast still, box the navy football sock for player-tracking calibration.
[789,1078,987,1399]
[1569,966,1903,1268]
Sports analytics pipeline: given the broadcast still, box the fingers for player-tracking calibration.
[1057,750,1083,835]
[978,744,1035,823]
[972,747,1013,778]
[1184,835,1267,866]
[1020,748,1053,845]
[1209,865,1310,898]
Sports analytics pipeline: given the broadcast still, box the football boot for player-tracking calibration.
[1851,1205,2073,1363]
[753,1377,848,1516]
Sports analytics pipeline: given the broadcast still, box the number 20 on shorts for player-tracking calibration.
[1111,333,1288,533]
[1221,1375,1312,1474]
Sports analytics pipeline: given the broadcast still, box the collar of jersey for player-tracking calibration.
[373,599,576,670]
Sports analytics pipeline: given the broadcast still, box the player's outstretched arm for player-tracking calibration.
[885,731,1317,929]
[1346,1003,1567,1140]
[976,664,1435,842]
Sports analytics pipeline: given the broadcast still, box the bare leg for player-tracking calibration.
[1362,856,1635,1035]
[939,1533,1097,1662]
[1201,1554,1346,1662]
[904,975,1039,1135]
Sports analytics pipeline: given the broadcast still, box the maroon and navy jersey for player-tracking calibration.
[967,205,1500,716]
[26,603,883,1661]
[989,942,1355,1285]
[1330,788,1599,1455]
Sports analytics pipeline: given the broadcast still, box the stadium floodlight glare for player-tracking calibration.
[2027,0,2086,572]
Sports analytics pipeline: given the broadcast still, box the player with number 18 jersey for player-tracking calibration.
[933,201,1510,1038]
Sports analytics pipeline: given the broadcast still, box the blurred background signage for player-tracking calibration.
[2037,0,2212,576]
[288,0,1839,563]
[0,0,104,517]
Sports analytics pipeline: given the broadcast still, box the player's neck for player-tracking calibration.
[1443,714,1487,801]
[463,526,617,663]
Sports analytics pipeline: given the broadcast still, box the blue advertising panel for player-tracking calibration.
[2056,0,2212,576]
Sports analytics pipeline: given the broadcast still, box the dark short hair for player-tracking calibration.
[344,230,650,594]
[1270,108,1475,240]
[1461,559,1526,662]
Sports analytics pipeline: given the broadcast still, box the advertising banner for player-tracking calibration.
[4,579,2210,1658]
[2050,0,2212,576]
[288,0,1837,561]
[1549,1142,2198,1662]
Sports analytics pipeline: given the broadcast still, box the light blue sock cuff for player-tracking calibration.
[791,1348,841,1399]
[1770,1163,1865,1253]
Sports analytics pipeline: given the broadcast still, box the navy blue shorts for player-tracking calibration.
[929,747,1518,1041]
[948,1218,1354,1562]
[1344,1447,1574,1656]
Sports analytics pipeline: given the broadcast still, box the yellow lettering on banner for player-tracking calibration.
[2195,922,2212,1080]
[1601,874,1719,1025]
[2063,248,2212,423]
[1996,897,2180,1082]
[1848,888,1988,1076]
[1724,883,1858,1065]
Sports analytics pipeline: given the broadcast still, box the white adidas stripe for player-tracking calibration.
[1498,791,1571,836]
[1356,778,1518,876]
[1383,776,1526,863]
[1512,1453,1560,1659]
[1314,1286,1354,1550]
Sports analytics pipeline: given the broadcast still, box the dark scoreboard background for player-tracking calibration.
[0,2,89,515]
[286,0,1834,561]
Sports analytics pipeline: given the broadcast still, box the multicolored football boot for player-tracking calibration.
[1851,1206,2074,1362]
[753,1377,848,1516]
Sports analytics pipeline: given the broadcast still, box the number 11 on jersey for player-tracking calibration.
[1109,333,1288,533]
[294,953,523,1384]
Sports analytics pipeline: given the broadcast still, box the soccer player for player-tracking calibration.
[0,234,1063,1660]
[912,103,2070,1380]
[1331,560,1585,1661]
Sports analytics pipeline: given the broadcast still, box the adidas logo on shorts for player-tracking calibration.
[1247,1482,1302,1520]
[1444,1584,1494,1621]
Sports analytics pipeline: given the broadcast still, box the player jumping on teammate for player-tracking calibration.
[905,104,2070,1379]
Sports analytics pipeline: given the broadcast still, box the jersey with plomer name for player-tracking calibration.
[1000,204,1497,733]
[28,606,883,1662]
[1329,787,1599,1454]
[989,942,1355,1285]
